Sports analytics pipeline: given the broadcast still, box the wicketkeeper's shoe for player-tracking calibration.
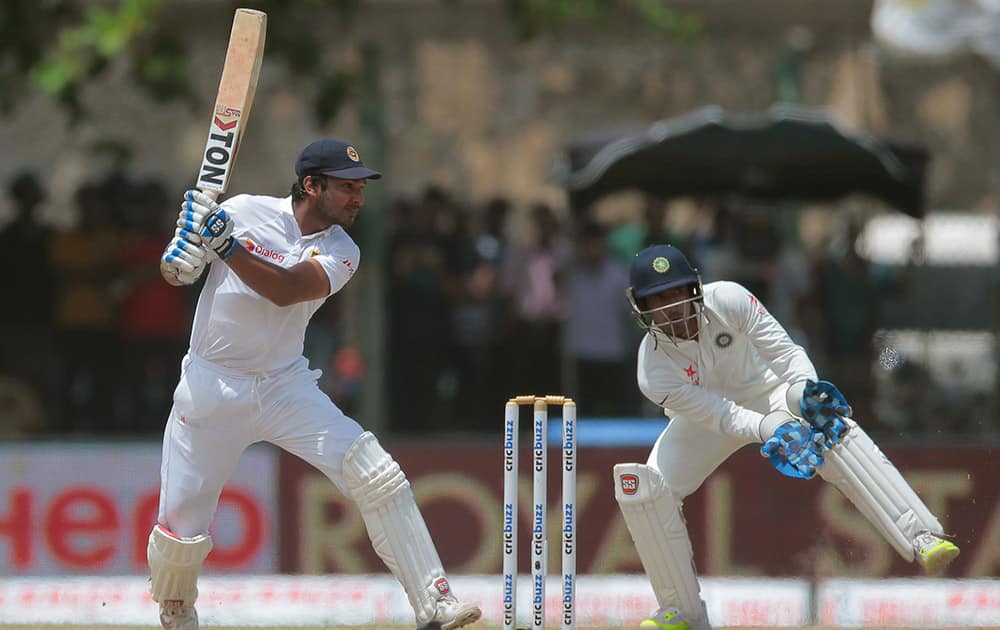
[640,606,692,630]
[417,594,482,630]
[913,531,960,574]
[159,600,198,630]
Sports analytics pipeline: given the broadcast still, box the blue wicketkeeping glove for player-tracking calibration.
[761,420,826,480]
[799,379,851,448]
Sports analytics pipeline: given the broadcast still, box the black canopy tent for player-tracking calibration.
[557,104,929,218]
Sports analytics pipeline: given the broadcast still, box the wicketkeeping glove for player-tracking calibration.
[761,419,826,480]
[799,379,852,448]
[160,229,208,285]
[180,189,239,260]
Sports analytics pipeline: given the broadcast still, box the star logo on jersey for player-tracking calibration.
[652,256,670,274]
[684,364,699,385]
[748,293,766,316]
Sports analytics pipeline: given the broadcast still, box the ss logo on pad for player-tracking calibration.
[433,577,451,595]
[620,474,639,495]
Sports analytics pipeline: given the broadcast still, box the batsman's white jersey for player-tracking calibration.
[191,194,359,371]
[159,194,365,537]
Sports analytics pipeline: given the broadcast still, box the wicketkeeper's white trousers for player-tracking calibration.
[648,386,784,497]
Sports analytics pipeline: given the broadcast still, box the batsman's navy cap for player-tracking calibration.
[295,138,382,180]
[629,244,700,299]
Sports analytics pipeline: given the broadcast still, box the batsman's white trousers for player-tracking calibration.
[158,353,364,537]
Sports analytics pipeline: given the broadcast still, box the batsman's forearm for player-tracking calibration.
[223,247,321,307]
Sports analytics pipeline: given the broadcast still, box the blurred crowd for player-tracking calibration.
[0,171,190,437]
[1,171,996,439]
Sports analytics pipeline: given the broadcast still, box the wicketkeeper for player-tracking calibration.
[614,244,960,630]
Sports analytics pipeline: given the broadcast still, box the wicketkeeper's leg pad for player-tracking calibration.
[614,463,709,629]
[343,431,450,626]
[819,420,943,561]
[147,524,212,607]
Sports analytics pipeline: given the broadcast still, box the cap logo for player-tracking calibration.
[652,256,670,274]
[346,146,361,162]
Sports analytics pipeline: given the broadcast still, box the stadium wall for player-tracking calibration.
[0,441,995,578]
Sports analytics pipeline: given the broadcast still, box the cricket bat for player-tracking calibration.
[196,8,267,201]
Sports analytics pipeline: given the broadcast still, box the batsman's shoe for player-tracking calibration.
[913,532,960,574]
[418,594,482,630]
[159,601,198,630]
[640,606,691,630]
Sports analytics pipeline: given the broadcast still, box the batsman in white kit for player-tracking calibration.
[614,244,961,630]
[154,138,482,630]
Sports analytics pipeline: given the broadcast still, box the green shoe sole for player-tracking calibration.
[920,540,960,574]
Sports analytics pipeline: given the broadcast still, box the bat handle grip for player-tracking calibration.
[197,188,222,202]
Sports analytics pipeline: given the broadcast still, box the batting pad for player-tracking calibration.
[147,524,212,606]
[614,463,709,628]
[343,431,448,625]
[819,421,943,561]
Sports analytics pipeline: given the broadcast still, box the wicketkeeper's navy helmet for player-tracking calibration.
[628,244,700,299]
[626,244,704,342]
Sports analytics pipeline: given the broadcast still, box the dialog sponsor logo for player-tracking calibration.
[244,238,286,264]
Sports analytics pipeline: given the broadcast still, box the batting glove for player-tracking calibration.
[160,229,208,285]
[180,189,239,260]
[761,419,826,480]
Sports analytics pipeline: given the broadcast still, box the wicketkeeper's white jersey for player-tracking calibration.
[188,194,359,373]
[637,280,817,442]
